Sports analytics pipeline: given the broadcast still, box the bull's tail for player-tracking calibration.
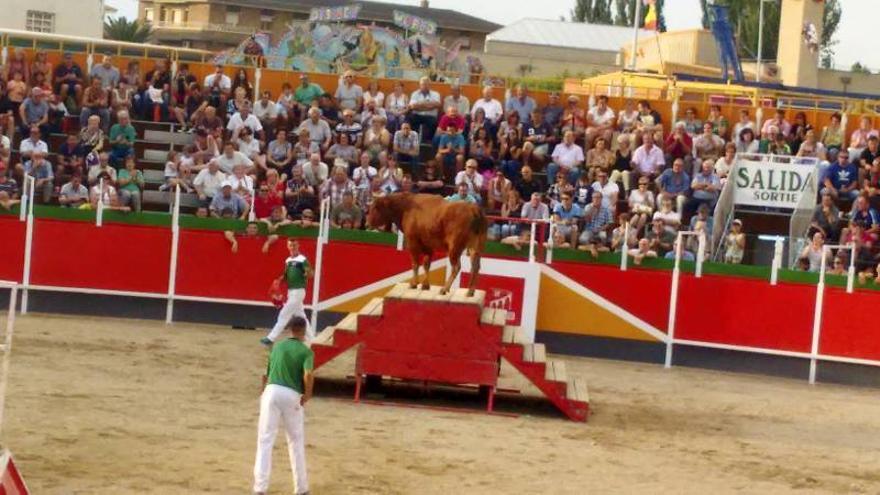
[467,208,488,255]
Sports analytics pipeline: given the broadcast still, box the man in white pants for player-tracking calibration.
[253,315,313,495]
[262,238,313,346]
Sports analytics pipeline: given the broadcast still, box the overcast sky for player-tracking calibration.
[106,0,880,71]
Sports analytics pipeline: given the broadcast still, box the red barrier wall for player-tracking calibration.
[819,288,880,362]
[551,262,672,332]
[675,275,815,353]
[30,220,171,294]
[319,242,414,301]
[0,217,25,283]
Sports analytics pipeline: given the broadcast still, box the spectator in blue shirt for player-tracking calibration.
[24,150,54,203]
[435,124,466,170]
[686,159,722,216]
[552,193,583,246]
[445,182,479,204]
[656,158,690,212]
[822,150,859,200]
[579,191,613,256]
[210,181,249,219]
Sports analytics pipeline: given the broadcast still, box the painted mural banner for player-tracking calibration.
[733,156,818,209]
[392,10,438,35]
[309,5,361,23]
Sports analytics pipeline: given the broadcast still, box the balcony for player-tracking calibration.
[151,21,254,36]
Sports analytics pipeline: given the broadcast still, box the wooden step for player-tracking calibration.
[311,326,335,346]
[385,283,408,299]
[566,378,590,403]
[480,307,507,327]
[544,359,567,383]
[522,343,546,363]
[336,313,358,332]
[502,325,525,344]
[415,285,444,300]
[358,297,384,317]
[450,287,486,306]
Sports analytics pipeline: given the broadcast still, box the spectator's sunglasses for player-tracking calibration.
[638,181,648,186]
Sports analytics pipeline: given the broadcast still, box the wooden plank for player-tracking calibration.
[143,169,165,183]
[545,359,567,383]
[491,309,508,327]
[336,313,358,331]
[502,326,516,344]
[312,327,335,346]
[430,289,455,302]
[451,287,487,306]
[144,129,194,146]
[480,307,498,325]
[385,283,408,299]
[358,297,382,316]
[566,378,589,403]
[371,301,384,317]
[415,285,443,301]
[531,343,546,363]
[143,149,169,162]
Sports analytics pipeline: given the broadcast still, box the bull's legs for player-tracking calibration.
[410,254,421,289]
[467,253,481,297]
[420,253,432,290]
[441,251,463,295]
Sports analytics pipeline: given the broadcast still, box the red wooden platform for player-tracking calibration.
[312,284,590,422]
[0,450,29,495]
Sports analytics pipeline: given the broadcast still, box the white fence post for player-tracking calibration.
[18,176,31,222]
[808,248,828,384]
[0,285,18,438]
[165,185,181,324]
[771,238,783,286]
[20,179,35,314]
[620,221,629,271]
[665,232,684,369]
[846,243,856,294]
[396,228,404,250]
[528,222,536,263]
[309,201,329,331]
[96,178,105,227]
[545,221,555,264]
[696,232,706,278]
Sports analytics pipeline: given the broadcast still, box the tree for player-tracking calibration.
[104,17,152,43]
[571,0,615,24]
[850,62,871,75]
[613,0,666,31]
[700,0,841,64]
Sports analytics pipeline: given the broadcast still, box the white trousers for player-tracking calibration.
[253,384,309,494]
[267,288,313,343]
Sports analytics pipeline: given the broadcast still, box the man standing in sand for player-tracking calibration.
[262,239,313,346]
[253,315,313,495]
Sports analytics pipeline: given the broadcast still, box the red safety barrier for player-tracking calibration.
[29,219,172,294]
[676,274,815,353]
[319,241,414,301]
[0,218,25,283]
[551,261,672,332]
[819,287,880,362]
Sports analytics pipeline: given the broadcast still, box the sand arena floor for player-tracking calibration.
[2,313,880,494]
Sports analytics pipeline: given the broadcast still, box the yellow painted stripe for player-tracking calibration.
[537,274,658,342]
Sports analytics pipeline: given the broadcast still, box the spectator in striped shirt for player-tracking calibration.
[579,191,613,256]
[320,165,355,210]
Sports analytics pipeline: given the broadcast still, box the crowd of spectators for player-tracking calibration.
[0,49,878,278]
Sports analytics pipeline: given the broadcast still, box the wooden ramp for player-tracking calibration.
[311,283,590,422]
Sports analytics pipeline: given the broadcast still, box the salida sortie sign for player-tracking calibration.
[733,157,817,209]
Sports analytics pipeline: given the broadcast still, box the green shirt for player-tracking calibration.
[109,124,136,152]
[284,254,310,289]
[117,168,144,192]
[266,338,314,394]
[294,83,324,106]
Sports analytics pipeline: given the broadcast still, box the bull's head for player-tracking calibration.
[367,195,393,231]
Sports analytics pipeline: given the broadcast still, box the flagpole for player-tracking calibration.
[757,0,766,82]
[629,0,644,70]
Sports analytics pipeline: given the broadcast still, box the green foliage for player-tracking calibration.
[700,0,841,64]
[571,0,615,24]
[103,17,153,43]
[850,62,872,75]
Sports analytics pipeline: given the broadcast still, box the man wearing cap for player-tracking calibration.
[335,109,363,148]
[252,314,313,492]
[204,65,232,109]
[335,71,363,114]
[408,76,441,142]
[442,82,470,117]
[18,88,49,137]
[210,180,249,219]
[53,53,84,105]
[90,55,120,91]
[294,74,324,109]
[194,159,227,206]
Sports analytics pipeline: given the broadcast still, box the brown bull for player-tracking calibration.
[367,193,487,296]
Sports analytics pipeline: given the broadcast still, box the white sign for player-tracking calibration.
[733,156,818,209]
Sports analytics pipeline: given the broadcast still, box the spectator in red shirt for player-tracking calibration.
[254,181,283,219]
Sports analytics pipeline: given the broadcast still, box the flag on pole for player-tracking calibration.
[643,0,659,31]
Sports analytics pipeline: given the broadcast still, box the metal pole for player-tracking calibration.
[629,0,644,70]
[0,286,19,438]
[696,232,706,278]
[545,222,555,264]
[771,238,783,285]
[757,0,765,82]
[665,232,684,368]
[17,176,30,222]
[620,221,629,271]
[528,222,536,263]
[309,201,328,331]
[846,243,856,294]
[96,178,105,227]
[20,180,35,315]
[808,247,828,385]
[165,185,181,324]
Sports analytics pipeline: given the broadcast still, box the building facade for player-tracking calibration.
[0,0,108,38]
[138,0,499,52]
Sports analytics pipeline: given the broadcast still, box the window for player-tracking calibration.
[144,8,154,22]
[225,6,240,25]
[25,10,55,33]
